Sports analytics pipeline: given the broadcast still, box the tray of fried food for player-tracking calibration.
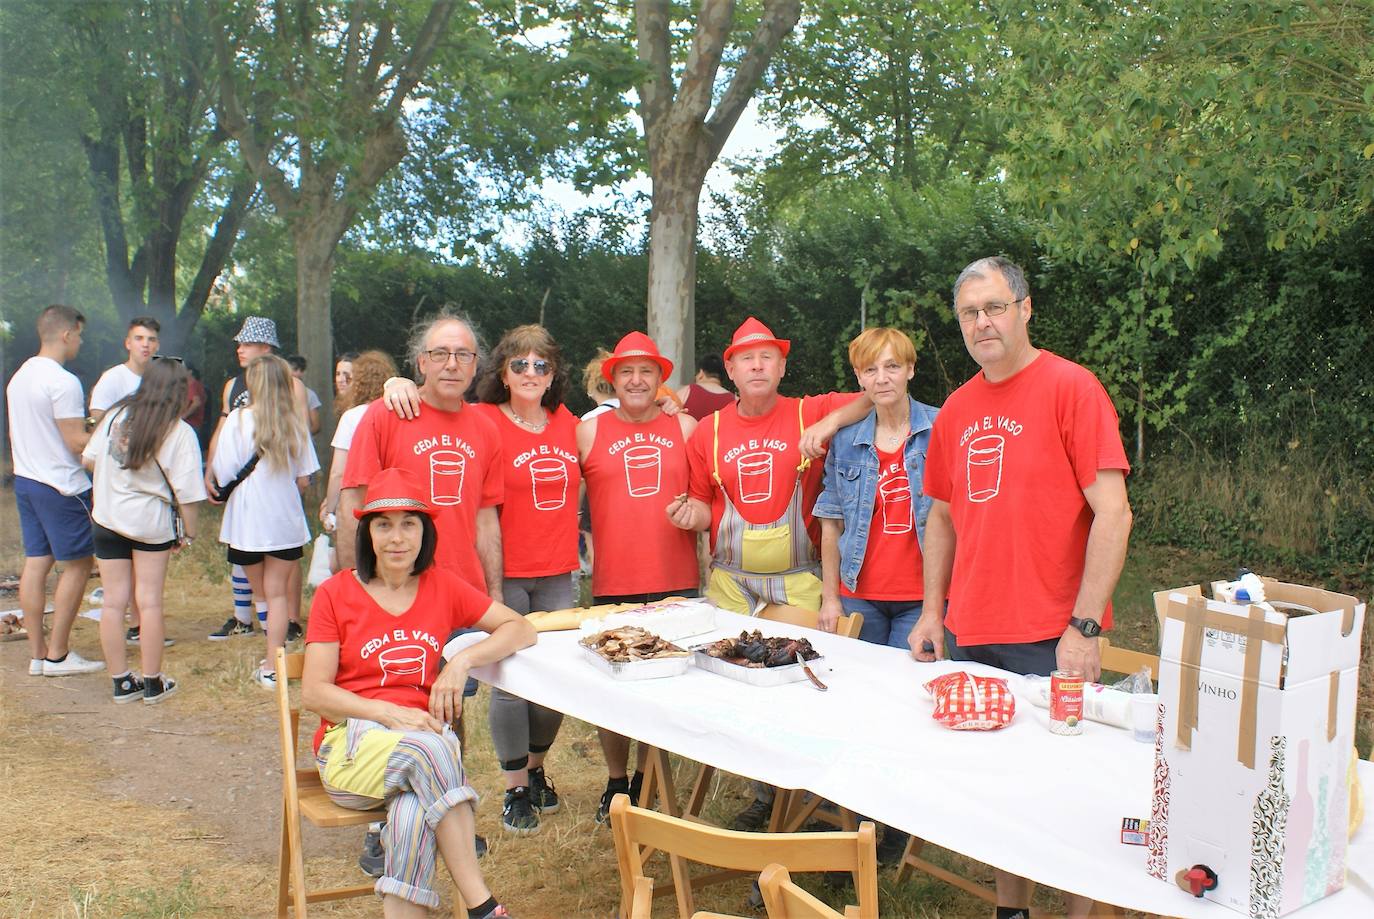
[694,629,825,687]
[579,625,692,680]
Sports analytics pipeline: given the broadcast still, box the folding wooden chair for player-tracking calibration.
[1099,636,1160,681]
[759,863,852,918]
[275,647,383,918]
[610,793,878,919]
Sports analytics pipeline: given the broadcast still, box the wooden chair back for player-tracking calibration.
[275,648,380,918]
[759,863,854,918]
[1099,636,1160,681]
[610,794,877,919]
[757,603,863,639]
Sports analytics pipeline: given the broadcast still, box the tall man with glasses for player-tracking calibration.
[337,310,504,602]
[909,256,1133,919]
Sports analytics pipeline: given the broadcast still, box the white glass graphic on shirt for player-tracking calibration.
[429,450,465,506]
[623,445,662,497]
[529,457,569,510]
[736,451,774,504]
[377,644,426,686]
[966,434,1005,503]
[879,477,914,533]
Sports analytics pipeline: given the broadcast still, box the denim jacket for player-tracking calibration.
[813,396,939,593]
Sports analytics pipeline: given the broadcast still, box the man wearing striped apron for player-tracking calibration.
[668,316,870,829]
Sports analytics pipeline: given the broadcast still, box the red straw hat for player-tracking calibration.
[353,468,438,519]
[601,331,674,383]
[724,317,790,361]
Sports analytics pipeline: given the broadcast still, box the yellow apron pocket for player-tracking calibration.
[739,524,793,575]
[322,723,403,800]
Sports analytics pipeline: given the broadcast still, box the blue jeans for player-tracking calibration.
[839,597,924,650]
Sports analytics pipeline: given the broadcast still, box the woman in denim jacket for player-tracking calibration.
[813,327,939,650]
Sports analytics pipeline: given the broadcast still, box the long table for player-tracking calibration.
[453,610,1374,917]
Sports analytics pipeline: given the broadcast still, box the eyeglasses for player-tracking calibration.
[152,355,184,364]
[508,358,552,376]
[957,297,1026,325]
[424,348,477,366]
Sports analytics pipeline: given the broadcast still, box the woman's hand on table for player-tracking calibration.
[382,702,445,734]
[428,660,470,726]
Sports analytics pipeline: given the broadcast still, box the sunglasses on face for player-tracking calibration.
[508,358,552,376]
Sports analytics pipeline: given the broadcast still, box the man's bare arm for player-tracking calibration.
[910,499,954,661]
[476,506,504,605]
[57,417,90,456]
[1056,469,1133,682]
[799,393,873,458]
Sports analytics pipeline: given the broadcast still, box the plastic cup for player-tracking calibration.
[1130,692,1159,743]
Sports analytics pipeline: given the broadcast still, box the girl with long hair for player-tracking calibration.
[83,356,207,703]
[320,349,400,546]
[211,353,319,688]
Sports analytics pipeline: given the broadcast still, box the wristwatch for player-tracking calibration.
[1068,616,1102,638]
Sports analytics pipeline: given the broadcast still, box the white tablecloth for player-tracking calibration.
[454,611,1374,917]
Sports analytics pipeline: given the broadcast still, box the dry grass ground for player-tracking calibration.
[1,485,1367,918]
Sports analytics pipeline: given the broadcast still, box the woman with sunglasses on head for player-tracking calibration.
[83,356,207,703]
[211,354,320,689]
[380,324,579,836]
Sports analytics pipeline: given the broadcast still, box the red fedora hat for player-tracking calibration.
[724,317,790,361]
[601,331,674,383]
[353,467,438,519]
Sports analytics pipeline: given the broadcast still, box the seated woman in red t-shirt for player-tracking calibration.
[303,468,535,919]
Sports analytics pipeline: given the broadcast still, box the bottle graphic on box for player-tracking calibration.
[1249,735,1289,919]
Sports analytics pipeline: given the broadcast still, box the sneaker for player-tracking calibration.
[29,658,44,676]
[43,650,104,676]
[112,672,145,704]
[472,906,511,919]
[731,798,773,832]
[143,673,179,704]
[208,616,254,640]
[501,786,539,835]
[876,827,910,866]
[629,771,644,806]
[359,828,384,878]
[126,627,174,647]
[285,620,304,642]
[596,777,630,824]
[527,766,560,814]
[252,665,277,690]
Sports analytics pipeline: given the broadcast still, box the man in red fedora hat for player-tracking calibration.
[577,330,699,821]
[666,315,871,829]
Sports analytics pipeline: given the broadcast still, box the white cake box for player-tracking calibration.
[1148,578,1364,918]
[576,598,717,644]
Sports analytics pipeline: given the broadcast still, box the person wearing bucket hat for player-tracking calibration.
[203,315,313,643]
[578,330,699,822]
[667,314,873,831]
[304,466,533,918]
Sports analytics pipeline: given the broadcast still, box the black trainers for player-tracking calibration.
[359,827,384,878]
[126,626,174,647]
[208,616,254,640]
[286,620,304,642]
[112,672,145,704]
[527,766,560,814]
[502,786,539,835]
[731,798,773,832]
[143,673,179,704]
[629,770,644,806]
[596,777,630,824]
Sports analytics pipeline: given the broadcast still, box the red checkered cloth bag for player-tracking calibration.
[923,671,1017,731]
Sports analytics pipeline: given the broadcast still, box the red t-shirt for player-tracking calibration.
[581,410,698,597]
[686,393,857,552]
[306,567,490,753]
[843,445,924,601]
[343,399,503,591]
[470,403,580,578]
[923,351,1130,644]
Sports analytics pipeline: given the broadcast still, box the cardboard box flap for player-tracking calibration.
[1259,578,1361,637]
[1283,602,1364,681]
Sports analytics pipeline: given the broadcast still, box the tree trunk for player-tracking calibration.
[295,226,337,451]
[646,178,704,386]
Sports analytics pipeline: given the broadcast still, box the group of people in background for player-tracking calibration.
[7,255,1131,919]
